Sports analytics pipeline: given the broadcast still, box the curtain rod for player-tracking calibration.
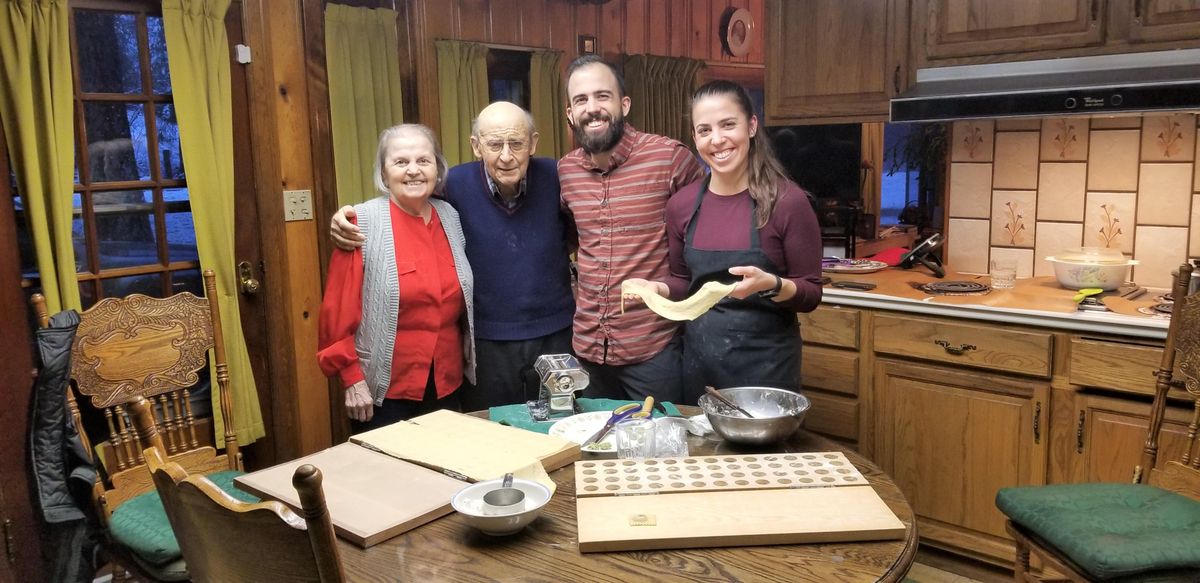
[436,39,558,54]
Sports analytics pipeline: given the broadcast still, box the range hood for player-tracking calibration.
[891,48,1200,123]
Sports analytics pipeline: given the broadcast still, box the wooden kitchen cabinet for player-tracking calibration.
[765,0,908,124]
[798,307,865,450]
[1063,392,1194,484]
[909,0,1200,70]
[873,357,1049,565]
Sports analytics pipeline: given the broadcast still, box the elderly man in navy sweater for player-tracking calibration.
[330,102,575,410]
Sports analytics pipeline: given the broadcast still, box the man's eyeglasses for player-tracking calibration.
[481,140,528,154]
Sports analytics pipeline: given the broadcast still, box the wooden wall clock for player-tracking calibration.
[721,7,754,57]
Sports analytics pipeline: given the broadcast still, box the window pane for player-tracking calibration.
[147,17,171,95]
[79,280,98,308]
[93,189,159,270]
[170,268,202,296]
[72,192,87,272]
[74,10,141,94]
[101,273,163,299]
[156,104,185,180]
[163,188,197,262]
[84,103,151,182]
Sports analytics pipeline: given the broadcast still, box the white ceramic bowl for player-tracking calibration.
[1045,256,1137,291]
[450,477,551,535]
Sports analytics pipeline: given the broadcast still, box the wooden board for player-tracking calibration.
[574,452,867,497]
[351,409,580,482]
[576,486,906,552]
[234,443,465,548]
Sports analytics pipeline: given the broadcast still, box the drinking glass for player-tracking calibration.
[990,258,1017,290]
[615,416,656,459]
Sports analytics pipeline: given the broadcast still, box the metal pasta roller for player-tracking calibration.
[533,354,590,419]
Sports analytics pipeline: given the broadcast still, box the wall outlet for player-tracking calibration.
[283,189,313,222]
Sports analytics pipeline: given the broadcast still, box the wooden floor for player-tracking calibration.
[911,546,1013,583]
[910,562,985,583]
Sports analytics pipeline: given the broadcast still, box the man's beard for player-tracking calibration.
[571,111,624,154]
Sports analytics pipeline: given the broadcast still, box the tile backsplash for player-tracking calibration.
[946,113,1200,288]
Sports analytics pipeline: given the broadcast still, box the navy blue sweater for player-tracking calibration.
[442,158,575,341]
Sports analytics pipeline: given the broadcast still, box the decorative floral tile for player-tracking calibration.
[1191,195,1200,258]
[1087,130,1140,191]
[952,121,994,162]
[1090,116,1142,130]
[1037,162,1086,222]
[996,119,1041,131]
[1137,163,1193,227]
[991,190,1036,248]
[990,247,1035,278]
[1132,226,1189,289]
[1034,222,1084,277]
[948,163,993,218]
[1085,192,1136,254]
[948,218,990,274]
[993,132,1040,189]
[1141,114,1196,161]
[1040,118,1089,161]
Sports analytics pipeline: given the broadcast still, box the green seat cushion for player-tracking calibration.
[109,469,258,566]
[996,483,1200,581]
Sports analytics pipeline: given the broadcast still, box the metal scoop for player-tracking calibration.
[482,473,525,510]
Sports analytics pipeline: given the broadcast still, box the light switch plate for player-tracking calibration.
[283,189,313,222]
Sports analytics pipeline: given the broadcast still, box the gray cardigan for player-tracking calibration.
[354,196,476,405]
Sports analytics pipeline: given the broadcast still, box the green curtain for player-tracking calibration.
[435,40,488,166]
[326,4,403,207]
[529,50,567,159]
[624,54,704,147]
[0,0,79,313]
[163,0,264,445]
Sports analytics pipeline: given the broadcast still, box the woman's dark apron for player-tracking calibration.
[681,184,800,404]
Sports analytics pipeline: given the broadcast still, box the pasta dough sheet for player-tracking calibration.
[621,280,737,321]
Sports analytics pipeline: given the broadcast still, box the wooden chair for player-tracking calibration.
[997,263,1200,582]
[31,270,245,581]
[132,398,344,583]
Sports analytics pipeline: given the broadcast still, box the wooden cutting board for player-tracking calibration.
[351,409,580,481]
[235,442,466,547]
[574,451,904,552]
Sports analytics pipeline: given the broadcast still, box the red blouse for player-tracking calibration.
[317,200,465,400]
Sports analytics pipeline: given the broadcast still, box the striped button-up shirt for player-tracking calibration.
[558,125,705,365]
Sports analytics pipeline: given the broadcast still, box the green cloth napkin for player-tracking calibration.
[489,398,682,434]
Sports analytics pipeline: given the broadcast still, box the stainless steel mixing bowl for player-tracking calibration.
[698,387,810,445]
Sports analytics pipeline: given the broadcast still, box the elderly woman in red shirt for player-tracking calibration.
[318,124,475,432]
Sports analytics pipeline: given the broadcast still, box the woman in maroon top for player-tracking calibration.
[625,80,823,405]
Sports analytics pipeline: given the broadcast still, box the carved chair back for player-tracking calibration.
[1139,262,1200,500]
[31,269,240,522]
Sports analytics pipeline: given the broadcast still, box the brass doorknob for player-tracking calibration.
[238,261,261,295]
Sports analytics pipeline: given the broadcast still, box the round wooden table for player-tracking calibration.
[337,408,918,582]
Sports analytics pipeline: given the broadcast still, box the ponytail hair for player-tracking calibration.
[690,80,791,228]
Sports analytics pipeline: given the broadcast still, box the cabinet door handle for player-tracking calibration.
[935,339,976,355]
[1075,411,1086,453]
[893,65,901,94]
[1133,0,1143,20]
[1033,401,1042,444]
[1091,0,1100,22]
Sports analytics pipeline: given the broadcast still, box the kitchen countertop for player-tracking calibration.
[819,268,1170,340]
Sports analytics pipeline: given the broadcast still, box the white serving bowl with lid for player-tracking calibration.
[1045,247,1138,291]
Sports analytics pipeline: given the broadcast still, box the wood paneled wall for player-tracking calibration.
[403,0,765,133]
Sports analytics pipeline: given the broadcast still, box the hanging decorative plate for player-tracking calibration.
[720,7,754,57]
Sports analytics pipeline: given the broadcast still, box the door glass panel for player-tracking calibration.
[74,10,141,94]
[93,189,158,270]
[72,192,86,272]
[156,104,185,180]
[147,16,171,95]
[102,273,163,298]
[170,268,202,296]
[78,280,98,308]
[163,188,197,262]
[84,103,151,182]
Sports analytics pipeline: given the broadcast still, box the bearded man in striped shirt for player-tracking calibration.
[559,55,705,404]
